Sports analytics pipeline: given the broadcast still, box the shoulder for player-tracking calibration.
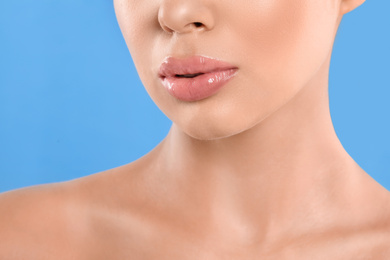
[338,178,390,258]
[0,164,150,259]
[0,181,89,259]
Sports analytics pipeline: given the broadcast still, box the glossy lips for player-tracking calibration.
[159,56,238,102]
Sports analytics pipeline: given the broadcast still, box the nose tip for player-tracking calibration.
[158,2,215,34]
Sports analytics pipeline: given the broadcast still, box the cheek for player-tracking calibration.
[231,0,337,92]
[114,1,159,69]
[115,1,170,106]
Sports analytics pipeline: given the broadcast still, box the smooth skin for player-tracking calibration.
[1,0,390,259]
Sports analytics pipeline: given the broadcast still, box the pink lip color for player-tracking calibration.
[159,56,238,102]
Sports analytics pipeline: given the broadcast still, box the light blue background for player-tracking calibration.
[0,1,389,192]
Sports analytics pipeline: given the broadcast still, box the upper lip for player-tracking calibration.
[159,55,238,79]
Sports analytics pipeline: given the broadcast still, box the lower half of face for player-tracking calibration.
[115,0,341,140]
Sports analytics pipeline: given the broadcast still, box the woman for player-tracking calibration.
[1,0,389,258]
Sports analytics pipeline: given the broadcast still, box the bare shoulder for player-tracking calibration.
[0,180,92,259]
[339,178,390,259]
[0,163,149,259]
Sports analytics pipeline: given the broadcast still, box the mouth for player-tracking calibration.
[158,55,238,102]
[159,55,237,79]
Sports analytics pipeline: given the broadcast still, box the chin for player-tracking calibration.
[183,127,244,141]
[166,94,274,141]
[177,114,258,141]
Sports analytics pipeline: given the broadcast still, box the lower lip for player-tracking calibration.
[160,69,238,102]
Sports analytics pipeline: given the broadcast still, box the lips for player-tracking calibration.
[158,56,238,102]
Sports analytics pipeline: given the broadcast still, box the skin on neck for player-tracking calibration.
[140,42,365,242]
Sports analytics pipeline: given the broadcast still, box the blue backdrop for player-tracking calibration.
[0,1,389,192]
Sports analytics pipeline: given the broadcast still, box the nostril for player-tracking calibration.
[193,22,203,28]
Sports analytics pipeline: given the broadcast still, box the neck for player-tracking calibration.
[146,53,362,240]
